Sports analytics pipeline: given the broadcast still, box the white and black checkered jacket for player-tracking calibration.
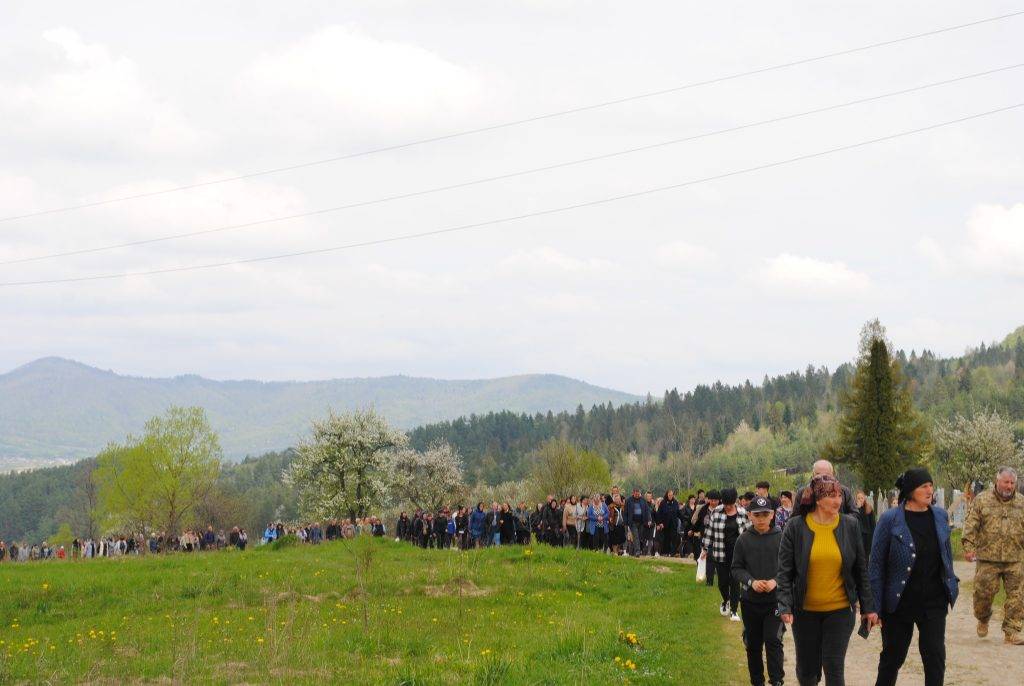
[701,504,751,562]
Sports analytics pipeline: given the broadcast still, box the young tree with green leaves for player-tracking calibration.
[527,439,610,501]
[94,406,221,535]
[833,335,931,494]
[285,409,406,522]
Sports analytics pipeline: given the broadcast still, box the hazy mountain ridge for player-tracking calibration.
[0,357,640,469]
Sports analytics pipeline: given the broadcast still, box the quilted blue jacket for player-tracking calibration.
[868,505,958,615]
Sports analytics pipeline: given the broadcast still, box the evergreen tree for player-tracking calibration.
[1015,338,1024,380]
[833,338,931,494]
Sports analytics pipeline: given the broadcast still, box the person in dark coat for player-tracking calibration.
[655,490,681,557]
[529,503,544,542]
[624,487,652,557]
[469,503,486,548]
[499,503,517,545]
[542,496,562,546]
[732,496,785,686]
[432,510,449,549]
[395,513,410,541]
[777,474,877,686]
[853,491,876,562]
[870,468,957,686]
[692,490,721,585]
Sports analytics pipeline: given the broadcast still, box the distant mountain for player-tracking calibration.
[0,357,640,469]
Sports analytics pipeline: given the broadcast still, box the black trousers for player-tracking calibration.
[875,611,946,686]
[566,525,578,548]
[741,600,785,686]
[705,550,717,586]
[716,558,740,612]
[792,608,855,686]
[591,529,606,551]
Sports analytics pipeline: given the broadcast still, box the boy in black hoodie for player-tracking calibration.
[732,496,785,686]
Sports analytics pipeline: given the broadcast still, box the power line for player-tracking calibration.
[2,102,1019,288]
[1,8,1022,225]
[4,62,1021,267]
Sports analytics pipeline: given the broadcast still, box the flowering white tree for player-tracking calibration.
[285,410,406,522]
[390,442,467,512]
[933,410,1024,489]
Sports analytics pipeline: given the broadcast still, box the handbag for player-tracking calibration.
[695,557,707,583]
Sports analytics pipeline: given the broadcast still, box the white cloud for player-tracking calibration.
[915,236,950,272]
[237,25,484,143]
[655,240,718,269]
[963,204,1024,278]
[758,253,871,297]
[2,28,205,158]
[502,246,613,274]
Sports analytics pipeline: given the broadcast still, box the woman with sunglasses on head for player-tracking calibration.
[777,474,878,686]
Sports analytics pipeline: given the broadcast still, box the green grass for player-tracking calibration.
[0,541,744,684]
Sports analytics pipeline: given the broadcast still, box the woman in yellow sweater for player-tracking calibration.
[776,474,878,686]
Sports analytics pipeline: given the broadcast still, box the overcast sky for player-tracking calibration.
[1,1,1022,395]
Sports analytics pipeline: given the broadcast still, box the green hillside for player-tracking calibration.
[0,357,639,468]
[0,539,743,684]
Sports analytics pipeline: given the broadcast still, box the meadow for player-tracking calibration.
[0,539,744,684]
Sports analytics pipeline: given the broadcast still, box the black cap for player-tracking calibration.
[749,496,773,513]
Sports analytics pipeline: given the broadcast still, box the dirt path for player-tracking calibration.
[775,561,1024,685]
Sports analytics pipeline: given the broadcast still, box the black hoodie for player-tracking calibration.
[731,525,782,604]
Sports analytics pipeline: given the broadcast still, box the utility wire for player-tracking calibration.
[1,8,1022,224]
[4,62,1021,267]
[2,102,1019,288]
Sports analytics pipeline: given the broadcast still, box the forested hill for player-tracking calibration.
[3,326,1022,543]
[0,357,640,470]
[411,327,1024,483]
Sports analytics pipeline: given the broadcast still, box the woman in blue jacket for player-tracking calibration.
[869,467,958,686]
[469,502,487,548]
[587,495,609,551]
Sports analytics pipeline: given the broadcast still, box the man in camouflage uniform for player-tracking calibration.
[962,466,1024,644]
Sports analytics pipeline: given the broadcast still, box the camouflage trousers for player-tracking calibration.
[974,560,1024,634]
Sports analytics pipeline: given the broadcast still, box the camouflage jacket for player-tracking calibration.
[962,489,1024,563]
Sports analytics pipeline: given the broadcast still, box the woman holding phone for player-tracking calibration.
[777,474,878,685]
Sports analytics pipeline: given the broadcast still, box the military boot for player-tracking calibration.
[977,621,988,638]
[1004,632,1024,645]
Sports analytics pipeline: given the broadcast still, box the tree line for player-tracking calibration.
[3,321,1023,543]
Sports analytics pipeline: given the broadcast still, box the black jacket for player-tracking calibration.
[656,498,680,530]
[776,514,875,615]
[731,526,782,603]
[499,511,517,540]
[543,502,562,529]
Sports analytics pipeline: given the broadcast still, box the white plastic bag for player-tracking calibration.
[695,557,707,583]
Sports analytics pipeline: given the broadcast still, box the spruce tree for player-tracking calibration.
[834,338,931,494]
[1015,338,1024,381]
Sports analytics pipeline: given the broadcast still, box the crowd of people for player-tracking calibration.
[4,459,1022,686]
[386,461,1022,686]
[684,461,1022,686]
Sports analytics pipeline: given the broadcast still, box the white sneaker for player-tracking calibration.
[730,613,741,622]
[719,601,729,617]
[654,552,660,558]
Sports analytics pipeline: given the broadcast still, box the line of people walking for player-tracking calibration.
[705,460,1023,686]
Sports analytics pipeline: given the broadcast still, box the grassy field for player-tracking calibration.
[0,540,745,684]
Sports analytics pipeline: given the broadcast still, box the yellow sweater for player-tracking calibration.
[803,515,849,612]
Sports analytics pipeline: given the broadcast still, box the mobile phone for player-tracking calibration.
[857,617,871,639]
